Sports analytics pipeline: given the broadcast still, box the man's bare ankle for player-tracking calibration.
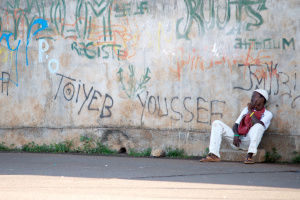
[209,153,219,159]
[246,153,253,159]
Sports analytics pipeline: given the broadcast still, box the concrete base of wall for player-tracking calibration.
[0,127,299,162]
[220,149,266,162]
[0,127,211,157]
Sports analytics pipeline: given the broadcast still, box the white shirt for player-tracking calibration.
[235,107,273,130]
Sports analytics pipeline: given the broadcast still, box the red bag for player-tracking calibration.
[238,108,265,135]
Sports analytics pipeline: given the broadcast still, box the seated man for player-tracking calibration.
[200,89,273,164]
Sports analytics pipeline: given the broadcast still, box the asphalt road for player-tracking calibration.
[0,152,299,200]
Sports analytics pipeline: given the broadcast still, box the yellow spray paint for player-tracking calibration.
[158,22,173,53]
[0,47,8,63]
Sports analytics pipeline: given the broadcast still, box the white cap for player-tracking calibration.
[254,89,268,102]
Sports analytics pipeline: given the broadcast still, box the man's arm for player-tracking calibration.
[232,123,241,147]
[232,123,238,134]
[249,113,264,126]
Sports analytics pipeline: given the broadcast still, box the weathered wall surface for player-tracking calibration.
[0,0,299,160]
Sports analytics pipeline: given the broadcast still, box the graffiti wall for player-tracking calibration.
[0,0,299,159]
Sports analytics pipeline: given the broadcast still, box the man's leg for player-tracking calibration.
[240,123,265,162]
[208,120,235,158]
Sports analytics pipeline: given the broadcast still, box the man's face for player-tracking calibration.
[251,92,265,108]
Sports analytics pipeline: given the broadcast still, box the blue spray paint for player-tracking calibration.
[0,19,48,87]
[0,33,21,86]
[26,19,49,66]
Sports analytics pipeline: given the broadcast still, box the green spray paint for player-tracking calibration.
[117,65,151,99]
[176,0,267,40]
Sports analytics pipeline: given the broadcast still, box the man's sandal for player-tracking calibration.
[200,156,221,162]
[244,158,255,164]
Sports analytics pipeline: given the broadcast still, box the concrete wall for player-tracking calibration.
[0,0,299,161]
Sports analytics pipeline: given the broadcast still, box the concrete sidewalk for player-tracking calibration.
[0,152,299,200]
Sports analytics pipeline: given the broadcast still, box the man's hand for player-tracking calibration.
[233,136,241,147]
[247,102,254,112]
[248,98,258,112]
[232,123,241,147]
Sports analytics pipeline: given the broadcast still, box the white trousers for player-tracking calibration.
[209,120,265,158]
